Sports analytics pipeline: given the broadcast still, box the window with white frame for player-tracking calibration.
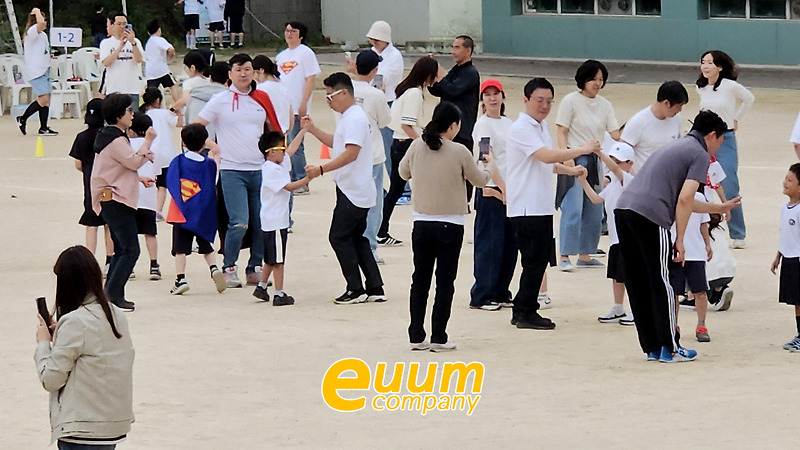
[523,0,661,16]
[709,0,800,19]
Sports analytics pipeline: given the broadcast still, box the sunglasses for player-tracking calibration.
[326,89,345,102]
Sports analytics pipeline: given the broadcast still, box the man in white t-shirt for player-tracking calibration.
[176,0,203,49]
[144,20,180,105]
[505,78,600,330]
[100,12,144,110]
[17,8,57,136]
[276,21,321,190]
[195,53,282,288]
[303,73,386,305]
[351,50,391,263]
[621,81,688,172]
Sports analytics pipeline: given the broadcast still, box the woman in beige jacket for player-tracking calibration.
[399,101,494,352]
[35,245,135,450]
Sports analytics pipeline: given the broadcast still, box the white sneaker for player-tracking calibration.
[225,266,242,288]
[598,307,626,323]
[430,342,457,352]
[537,293,552,309]
[712,287,734,312]
[410,341,430,351]
[731,239,746,249]
[619,313,635,326]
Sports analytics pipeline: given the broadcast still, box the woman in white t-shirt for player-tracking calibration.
[469,79,517,311]
[18,8,58,136]
[555,59,620,271]
[696,50,755,248]
[378,56,440,246]
[253,55,293,133]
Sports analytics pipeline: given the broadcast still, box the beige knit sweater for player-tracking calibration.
[398,138,493,215]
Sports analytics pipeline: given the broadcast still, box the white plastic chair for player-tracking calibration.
[72,47,103,94]
[0,56,33,112]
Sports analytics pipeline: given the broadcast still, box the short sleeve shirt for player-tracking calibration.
[780,201,800,258]
[131,137,158,211]
[23,25,50,81]
[389,87,424,139]
[275,45,321,113]
[616,132,710,229]
[556,91,619,148]
[670,192,711,261]
[260,158,292,231]
[100,36,143,95]
[144,35,172,80]
[198,86,267,171]
[505,112,555,217]
[621,106,681,171]
[472,115,513,187]
[145,108,179,169]
[331,105,375,208]
[599,171,635,245]
[258,80,292,133]
[207,1,226,22]
[790,110,800,145]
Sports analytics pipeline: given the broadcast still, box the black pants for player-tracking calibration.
[615,209,679,354]
[330,188,383,292]
[100,200,140,304]
[470,192,518,306]
[409,221,464,344]
[379,139,412,237]
[509,216,551,320]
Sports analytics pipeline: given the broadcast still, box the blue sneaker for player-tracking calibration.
[396,196,411,206]
[646,351,660,362]
[659,346,697,363]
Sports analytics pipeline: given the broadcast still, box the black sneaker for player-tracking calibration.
[273,292,295,306]
[253,285,269,301]
[16,116,26,135]
[170,279,189,295]
[334,288,367,304]
[366,286,387,302]
[377,235,403,247]
[149,265,162,281]
[516,312,556,330]
[679,299,696,311]
[38,128,58,136]
[113,299,135,311]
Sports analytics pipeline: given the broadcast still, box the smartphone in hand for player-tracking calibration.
[36,297,53,329]
[478,137,490,161]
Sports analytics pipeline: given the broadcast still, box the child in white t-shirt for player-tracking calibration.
[772,163,800,351]
[252,131,310,306]
[577,142,635,325]
[671,191,713,342]
[129,113,160,280]
[142,87,182,220]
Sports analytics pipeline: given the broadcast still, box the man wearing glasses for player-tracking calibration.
[302,73,386,305]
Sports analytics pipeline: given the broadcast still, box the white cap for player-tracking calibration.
[366,21,392,44]
[607,141,635,163]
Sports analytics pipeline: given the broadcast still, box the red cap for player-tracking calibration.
[480,79,504,94]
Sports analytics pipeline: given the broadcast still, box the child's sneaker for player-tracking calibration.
[537,293,552,309]
[170,279,189,295]
[273,292,295,306]
[149,265,162,281]
[696,325,711,342]
[598,307,626,323]
[619,313,635,326]
[679,298,695,311]
[246,266,262,286]
[211,267,227,293]
[252,286,269,301]
[225,266,242,288]
[783,335,800,351]
[646,350,660,361]
[659,346,697,363]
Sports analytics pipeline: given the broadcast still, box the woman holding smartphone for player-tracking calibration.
[35,245,134,450]
[379,56,440,247]
[399,102,494,352]
[696,50,754,248]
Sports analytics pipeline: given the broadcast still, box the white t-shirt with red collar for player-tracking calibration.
[197,85,267,171]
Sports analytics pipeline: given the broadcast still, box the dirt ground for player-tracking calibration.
[2,55,800,448]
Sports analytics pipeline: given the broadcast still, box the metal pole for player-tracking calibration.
[49,0,53,28]
[122,0,127,15]
[4,0,23,54]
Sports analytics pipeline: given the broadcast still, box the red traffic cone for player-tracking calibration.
[320,144,331,159]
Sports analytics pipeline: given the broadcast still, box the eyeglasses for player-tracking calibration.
[326,89,345,102]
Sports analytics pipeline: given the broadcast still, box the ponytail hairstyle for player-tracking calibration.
[141,87,162,111]
[53,246,122,338]
[422,101,461,151]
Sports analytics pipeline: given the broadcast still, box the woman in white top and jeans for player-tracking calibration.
[378,56,440,246]
[696,50,755,248]
[17,7,57,136]
[399,102,493,352]
[35,246,134,450]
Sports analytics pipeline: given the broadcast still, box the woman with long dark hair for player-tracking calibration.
[399,102,494,352]
[696,50,755,248]
[379,56,441,246]
[35,245,134,449]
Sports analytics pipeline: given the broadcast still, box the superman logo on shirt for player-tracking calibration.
[280,61,298,74]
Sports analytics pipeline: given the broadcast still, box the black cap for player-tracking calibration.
[356,50,381,72]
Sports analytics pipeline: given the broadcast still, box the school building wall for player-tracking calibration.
[483,0,800,66]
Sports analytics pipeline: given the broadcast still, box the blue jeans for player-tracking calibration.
[288,115,307,181]
[716,131,745,240]
[220,170,263,270]
[365,163,384,252]
[59,441,116,450]
[559,155,603,256]
[470,192,518,307]
[381,101,394,176]
[100,200,140,304]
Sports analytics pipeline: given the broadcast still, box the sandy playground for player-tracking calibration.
[2,57,800,448]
